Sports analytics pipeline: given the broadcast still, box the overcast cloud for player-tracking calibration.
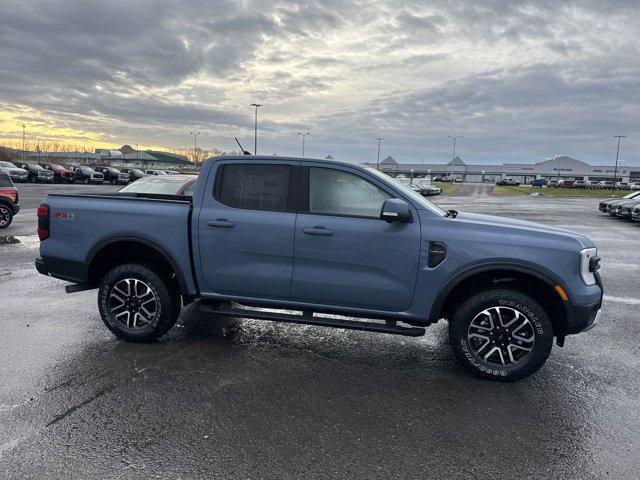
[0,0,638,164]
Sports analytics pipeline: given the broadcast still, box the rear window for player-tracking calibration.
[0,171,14,187]
[217,164,291,212]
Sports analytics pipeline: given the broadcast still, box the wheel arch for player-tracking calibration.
[85,234,189,294]
[429,261,571,338]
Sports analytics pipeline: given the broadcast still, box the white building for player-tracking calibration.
[364,155,638,183]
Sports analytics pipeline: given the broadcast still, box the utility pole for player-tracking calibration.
[375,137,383,170]
[446,136,463,179]
[190,131,200,167]
[612,135,625,195]
[250,103,262,155]
[297,132,310,157]
[136,143,139,164]
[21,124,26,162]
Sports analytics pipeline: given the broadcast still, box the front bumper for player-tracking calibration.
[567,272,603,334]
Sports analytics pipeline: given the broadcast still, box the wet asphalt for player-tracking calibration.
[1,184,639,479]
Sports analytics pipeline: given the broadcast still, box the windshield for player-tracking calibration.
[119,177,193,195]
[49,164,65,170]
[81,167,95,172]
[364,167,446,216]
[29,164,46,171]
[130,169,144,175]
[0,161,17,168]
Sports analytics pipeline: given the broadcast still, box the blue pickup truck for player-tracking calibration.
[35,156,603,381]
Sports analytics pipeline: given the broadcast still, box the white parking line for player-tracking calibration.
[603,295,640,305]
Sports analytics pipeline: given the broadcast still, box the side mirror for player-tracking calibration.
[380,198,412,223]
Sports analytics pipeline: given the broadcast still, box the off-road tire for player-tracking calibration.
[98,263,181,342]
[449,288,553,381]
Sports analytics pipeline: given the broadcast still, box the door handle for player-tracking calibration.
[303,226,333,236]
[207,219,235,228]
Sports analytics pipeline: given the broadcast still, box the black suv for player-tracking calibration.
[0,171,19,229]
[120,168,145,182]
[13,162,55,183]
[94,166,129,185]
[71,166,104,184]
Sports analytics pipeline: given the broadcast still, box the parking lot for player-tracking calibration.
[1,183,639,478]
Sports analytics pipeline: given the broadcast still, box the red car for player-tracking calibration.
[0,171,20,229]
[39,163,76,184]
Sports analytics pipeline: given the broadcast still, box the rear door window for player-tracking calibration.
[216,164,292,212]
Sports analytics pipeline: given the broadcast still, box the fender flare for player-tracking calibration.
[85,234,189,294]
[428,260,571,324]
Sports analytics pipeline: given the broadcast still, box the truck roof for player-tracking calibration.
[208,155,358,170]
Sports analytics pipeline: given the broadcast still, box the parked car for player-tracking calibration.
[496,178,520,186]
[419,185,442,196]
[454,177,463,183]
[573,180,588,188]
[610,198,640,219]
[598,180,614,189]
[0,171,19,229]
[118,175,197,196]
[0,161,28,183]
[94,166,129,185]
[585,180,601,189]
[120,168,146,182]
[598,190,640,212]
[36,156,603,382]
[71,166,104,184]
[145,169,168,176]
[530,179,547,187]
[432,175,443,182]
[557,179,574,188]
[40,163,76,183]
[615,182,629,190]
[13,162,54,183]
[547,179,559,188]
[630,182,640,190]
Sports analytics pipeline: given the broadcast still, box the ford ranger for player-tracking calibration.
[35,156,603,381]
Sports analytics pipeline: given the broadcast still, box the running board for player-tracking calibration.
[198,302,425,337]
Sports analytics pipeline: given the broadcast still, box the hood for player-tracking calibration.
[453,211,593,248]
[54,168,74,174]
[1,167,27,174]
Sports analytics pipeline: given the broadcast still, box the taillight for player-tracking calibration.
[37,204,50,240]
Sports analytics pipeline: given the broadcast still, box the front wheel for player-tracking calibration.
[98,263,181,342]
[449,289,553,381]
[83,177,90,184]
[0,205,13,228]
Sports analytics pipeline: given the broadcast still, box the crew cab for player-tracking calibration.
[35,156,603,381]
[94,166,129,185]
[0,161,28,183]
[40,163,76,183]
[71,166,104,184]
[14,162,54,183]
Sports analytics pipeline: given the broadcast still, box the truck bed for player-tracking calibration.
[38,193,195,292]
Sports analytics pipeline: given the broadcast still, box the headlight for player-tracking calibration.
[579,248,598,286]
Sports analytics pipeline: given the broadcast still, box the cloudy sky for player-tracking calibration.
[0,0,638,165]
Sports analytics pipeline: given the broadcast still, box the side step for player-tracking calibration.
[198,302,425,337]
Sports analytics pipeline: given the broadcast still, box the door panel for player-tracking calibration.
[197,161,298,300]
[291,165,421,311]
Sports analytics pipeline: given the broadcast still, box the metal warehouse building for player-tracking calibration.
[364,155,640,184]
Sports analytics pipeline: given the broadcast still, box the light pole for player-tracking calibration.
[190,131,200,167]
[250,103,262,155]
[446,135,463,179]
[375,137,383,170]
[297,132,310,157]
[21,124,26,162]
[136,143,139,164]
[612,135,625,194]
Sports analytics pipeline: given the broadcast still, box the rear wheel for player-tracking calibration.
[449,288,553,381]
[0,205,13,229]
[98,263,181,342]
